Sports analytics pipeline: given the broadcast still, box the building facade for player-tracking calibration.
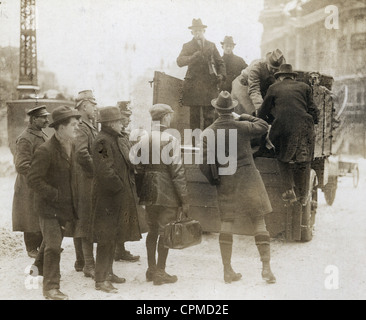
[260,0,366,156]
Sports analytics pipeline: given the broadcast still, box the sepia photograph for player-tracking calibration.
[0,0,366,303]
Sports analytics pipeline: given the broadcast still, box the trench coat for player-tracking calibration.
[222,53,247,93]
[12,125,48,232]
[27,135,78,225]
[91,126,141,244]
[73,120,98,238]
[177,38,226,107]
[137,125,189,208]
[199,114,272,220]
[258,78,320,163]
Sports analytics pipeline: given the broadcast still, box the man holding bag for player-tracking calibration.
[137,104,189,286]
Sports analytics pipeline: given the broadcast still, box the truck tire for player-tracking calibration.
[323,176,338,206]
[301,170,318,242]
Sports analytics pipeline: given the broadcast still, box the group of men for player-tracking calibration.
[11,18,320,300]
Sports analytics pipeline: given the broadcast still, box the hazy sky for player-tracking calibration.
[0,0,264,104]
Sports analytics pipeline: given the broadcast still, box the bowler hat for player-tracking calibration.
[211,91,238,111]
[266,49,286,69]
[188,18,207,30]
[274,64,298,79]
[27,105,50,117]
[75,90,97,108]
[97,106,124,123]
[221,36,236,46]
[149,104,174,121]
[49,106,81,128]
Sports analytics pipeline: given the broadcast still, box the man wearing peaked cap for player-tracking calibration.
[220,36,248,93]
[27,105,81,300]
[12,105,50,260]
[200,91,276,284]
[72,90,99,279]
[177,18,226,131]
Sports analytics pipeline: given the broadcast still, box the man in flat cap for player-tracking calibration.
[220,36,248,93]
[12,105,50,258]
[177,18,226,132]
[137,104,189,285]
[28,106,81,300]
[72,90,98,278]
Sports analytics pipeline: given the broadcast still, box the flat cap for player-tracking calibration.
[149,104,174,121]
[27,105,51,117]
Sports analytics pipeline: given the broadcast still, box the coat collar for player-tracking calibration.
[101,125,122,137]
[26,124,48,139]
[51,134,74,164]
[81,119,97,131]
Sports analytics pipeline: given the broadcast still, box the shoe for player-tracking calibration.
[95,281,118,293]
[74,260,85,272]
[281,189,297,204]
[43,289,69,300]
[83,266,95,279]
[27,249,38,259]
[224,265,242,284]
[153,269,178,286]
[262,267,276,284]
[107,273,126,284]
[115,250,140,262]
[146,267,156,282]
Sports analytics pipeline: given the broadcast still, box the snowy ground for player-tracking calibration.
[0,146,366,300]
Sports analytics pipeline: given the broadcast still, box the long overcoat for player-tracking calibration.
[177,38,226,107]
[73,120,98,238]
[12,125,48,232]
[199,114,272,220]
[27,135,78,225]
[222,53,247,93]
[258,78,320,163]
[91,126,141,244]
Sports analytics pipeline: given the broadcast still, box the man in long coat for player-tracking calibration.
[12,105,50,258]
[27,106,81,300]
[177,18,226,131]
[258,64,319,204]
[72,90,98,278]
[220,36,247,93]
[91,107,141,294]
[200,91,276,284]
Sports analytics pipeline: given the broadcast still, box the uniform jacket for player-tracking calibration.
[177,38,226,107]
[222,53,247,93]
[258,78,320,162]
[247,59,276,111]
[73,119,98,238]
[199,114,272,220]
[138,125,189,208]
[27,135,78,224]
[12,124,48,232]
[91,126,141,243]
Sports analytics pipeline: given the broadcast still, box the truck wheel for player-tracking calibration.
[323,176,338,206]
[301,170,318,242]
[353,165,359,188]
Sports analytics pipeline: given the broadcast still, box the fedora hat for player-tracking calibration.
[75,90,97,108]
[266,49,286,69]
[221,36,236,46]
[274,64,298,79]
[211,91,238,111]
[97,106,124,123]
[49,106,81,128]
[149,104,174,121]
[27,105,50,117]
[188,18,207,30]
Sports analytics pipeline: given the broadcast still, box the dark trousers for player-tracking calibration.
[145,206,177,270]
[278,160,311,199]
[190,106,216,132]
[24,232,43,252]
[39,216,64,291]
[95,241,116,283]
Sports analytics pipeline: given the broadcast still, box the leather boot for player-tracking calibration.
[73,238,84,272]
[95,281,118,293]
[255,233,276,284]
[82,238,95,279]
[153,269,178,286]
[43,289,69,300]
[219,233,242,284]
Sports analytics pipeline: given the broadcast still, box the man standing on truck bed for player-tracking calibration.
[177,18,226,131]
[258,64,319,205]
